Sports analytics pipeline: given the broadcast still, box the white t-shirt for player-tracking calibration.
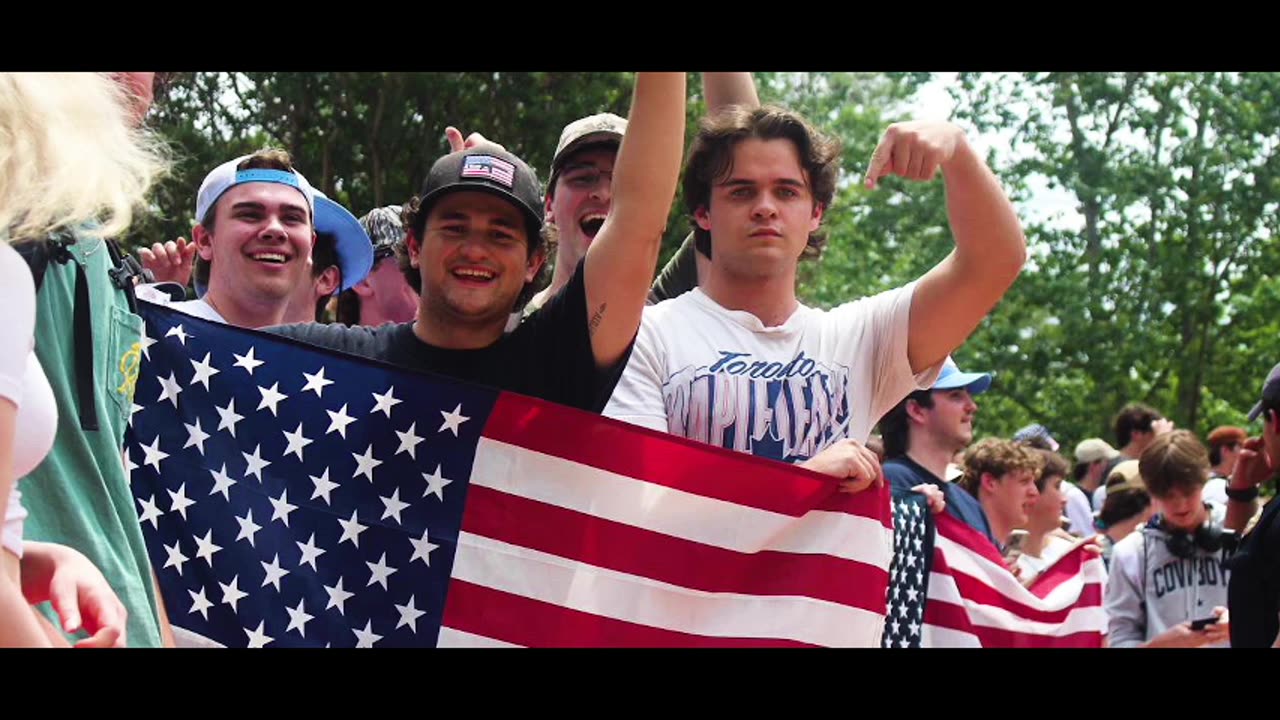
[604,282,940,463]
[134,284,227,323]
[0,243,59,559]
[1202,476,1228,509]
[1064,482,1096,536]
[1016,534,1076,578]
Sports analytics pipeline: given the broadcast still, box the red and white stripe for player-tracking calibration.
[922,513,1107,648]
[438,393,895,647]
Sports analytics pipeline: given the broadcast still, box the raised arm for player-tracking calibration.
[648,73,759,304]
[704,72,759,112]
[583,72,687,367]
[865,122,1027,373]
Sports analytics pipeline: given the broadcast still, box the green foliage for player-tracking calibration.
[948,72,1280,445]
[133,73,1280,449]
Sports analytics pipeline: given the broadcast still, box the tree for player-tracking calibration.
[133,72,635,256]
[944,72,1280,443]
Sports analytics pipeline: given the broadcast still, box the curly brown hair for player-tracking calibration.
[959,438,1045,497]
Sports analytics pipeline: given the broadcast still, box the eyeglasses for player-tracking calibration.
[561,166,614,192]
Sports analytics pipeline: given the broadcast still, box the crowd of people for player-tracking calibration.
[2,71,1276,648]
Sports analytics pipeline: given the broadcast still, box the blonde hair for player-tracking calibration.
[0,72,168,243]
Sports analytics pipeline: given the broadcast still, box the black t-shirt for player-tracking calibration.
[647,231,699,305]
[268,260,629,413]
[1228,495,1280,647]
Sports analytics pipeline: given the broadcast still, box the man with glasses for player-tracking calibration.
[334,205,419,327]
[522,112,628,316]
[523,73,762,319]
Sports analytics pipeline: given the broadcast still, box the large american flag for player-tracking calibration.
[883,492,1107,648]
[124,302,895,648]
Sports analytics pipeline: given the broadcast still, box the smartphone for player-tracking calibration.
[1189,616,1219,631]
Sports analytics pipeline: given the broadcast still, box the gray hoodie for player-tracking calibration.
[1104,504,1230,647]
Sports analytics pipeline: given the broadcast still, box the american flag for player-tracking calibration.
[883,492,1107,648]
[124,302,895,648]
[460,155,515,188]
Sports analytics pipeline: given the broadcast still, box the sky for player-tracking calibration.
[909,72,1085,233]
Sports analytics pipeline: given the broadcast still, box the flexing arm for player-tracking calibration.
[865,123,1027,373]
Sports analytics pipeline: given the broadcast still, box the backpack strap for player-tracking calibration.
[70,257,98,431]
[17,233,151,433]
[105,238,148,314]
[14,232,103,431]
[13,232,74,293]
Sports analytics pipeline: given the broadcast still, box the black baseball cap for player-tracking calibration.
[415,146,543,243]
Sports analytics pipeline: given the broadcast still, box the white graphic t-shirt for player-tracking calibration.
[605,282,940,463]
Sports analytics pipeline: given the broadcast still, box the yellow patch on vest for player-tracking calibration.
[117,341,142,400]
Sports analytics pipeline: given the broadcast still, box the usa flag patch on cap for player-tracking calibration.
[460,155,516,188]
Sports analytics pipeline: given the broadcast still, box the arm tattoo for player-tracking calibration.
[588,302,607,338]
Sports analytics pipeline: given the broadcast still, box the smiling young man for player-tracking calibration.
[268,73,687,412]
[957,438,1043,551]
[143,150,373,329]
[604,101,1027,492]
[521,112,626,316]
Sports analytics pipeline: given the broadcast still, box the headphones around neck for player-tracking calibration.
[1147,504,1236,559]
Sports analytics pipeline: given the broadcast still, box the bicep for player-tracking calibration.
[907,252,1010,373]
[583,227,658,369]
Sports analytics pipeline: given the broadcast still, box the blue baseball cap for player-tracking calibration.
[193,154,373,296]
[931,356,993,395]
[313,193,374,293]
[1014,423,1059,450]
[196,157,318,225]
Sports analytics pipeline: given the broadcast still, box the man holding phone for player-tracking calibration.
[1105,430,1232,648]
